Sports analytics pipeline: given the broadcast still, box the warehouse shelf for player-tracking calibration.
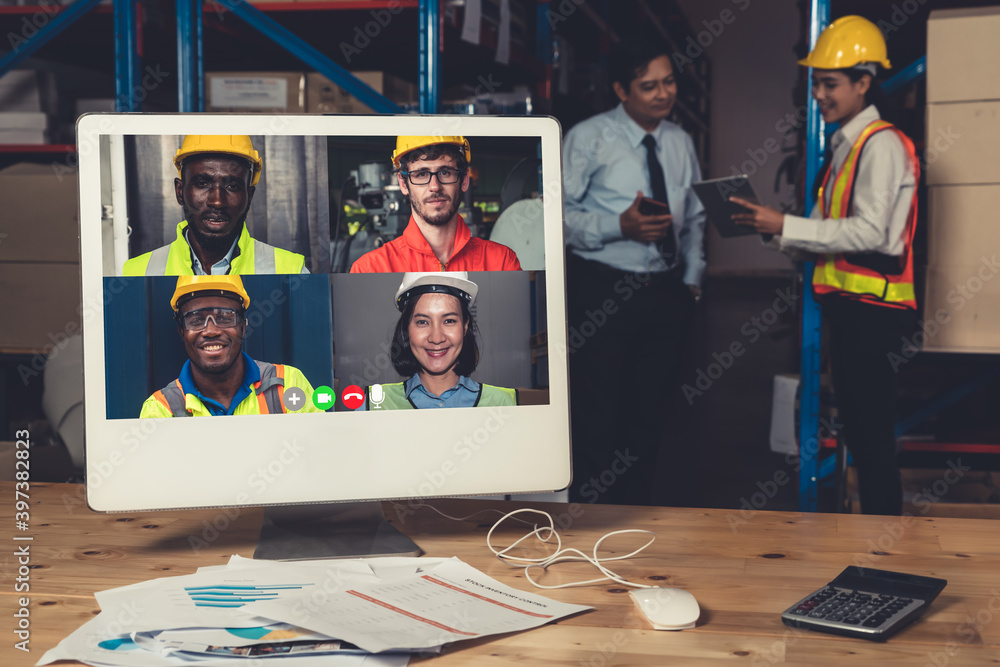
[0,0,142,112]
[194,0,547,113]
[0,6,119,73]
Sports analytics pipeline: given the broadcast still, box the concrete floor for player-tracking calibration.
[651,275,804,512]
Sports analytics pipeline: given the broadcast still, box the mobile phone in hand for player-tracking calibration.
[638,197,670,216]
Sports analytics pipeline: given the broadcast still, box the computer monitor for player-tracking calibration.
[77,114,570,559]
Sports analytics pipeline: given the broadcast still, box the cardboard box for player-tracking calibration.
[0,163,79,263]
[927,184,1000,266]
[0,111,47,129]
[901,468,1000,505]
[0,111,48,143]
[928,7,1000,103]
[848,467,1000,518]
[0,128,46,143]
[0,263,80,353]
[925,101,1000,186]
[0,70,56,114]
[206,72,305,113]
[306,71,416,114]
[922,264,1000,353]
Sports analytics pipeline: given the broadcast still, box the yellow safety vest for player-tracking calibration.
[122,221,306,276]
[812,120,919,309]
[365,381,517,410]
[139,361,320,418]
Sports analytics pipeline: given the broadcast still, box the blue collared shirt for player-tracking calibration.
[177,351,259,415]
[185,226,240,275]
[562,103,707,285]
[405,374,481,409]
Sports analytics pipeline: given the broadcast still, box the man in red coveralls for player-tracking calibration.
[350,135,521,273]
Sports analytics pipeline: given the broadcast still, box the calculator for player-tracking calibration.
[781,566,947,641]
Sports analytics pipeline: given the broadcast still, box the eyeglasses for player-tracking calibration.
[400,168,465,185]
[177,307,242,331]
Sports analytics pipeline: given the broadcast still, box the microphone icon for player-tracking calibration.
[370,384,385,409]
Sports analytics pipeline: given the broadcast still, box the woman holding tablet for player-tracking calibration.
[359,272,517,410]
[730,16,918,516]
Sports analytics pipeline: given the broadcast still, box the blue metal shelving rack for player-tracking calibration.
[175,0,420,114]
[0,0,141,111]
[797,0,830,512]
[0,0,439,114]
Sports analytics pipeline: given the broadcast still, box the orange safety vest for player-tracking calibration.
[812,119,919,309]
[151,361,287,416]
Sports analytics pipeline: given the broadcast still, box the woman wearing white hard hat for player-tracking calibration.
[730,16,919,516]
[359,272,517,410]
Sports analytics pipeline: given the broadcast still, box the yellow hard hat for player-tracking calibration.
[391,136,471,169]
[798,15,891,70]
[170,275,251,312]
[174,135,263,186]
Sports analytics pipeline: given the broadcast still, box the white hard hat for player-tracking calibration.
[394,272,478,312]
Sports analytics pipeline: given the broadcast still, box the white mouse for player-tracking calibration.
[629,587,700,630]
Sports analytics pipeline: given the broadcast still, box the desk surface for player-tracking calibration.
[2,482,999,666]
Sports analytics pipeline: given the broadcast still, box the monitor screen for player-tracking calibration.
[78,114,570,522]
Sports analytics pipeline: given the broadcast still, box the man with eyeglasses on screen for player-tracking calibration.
[350,135,521,273]
[140,276,321,418]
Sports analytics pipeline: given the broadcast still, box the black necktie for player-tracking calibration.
[641,134,677,264]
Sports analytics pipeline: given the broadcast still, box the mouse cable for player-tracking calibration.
[487,508,657,590]
[389,503,658,590]
[387,500,543,529]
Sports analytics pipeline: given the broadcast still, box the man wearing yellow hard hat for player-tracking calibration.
[123,135,308,276]
[350,136,521,272]
[140,276,322,418]
[731,16,919,516]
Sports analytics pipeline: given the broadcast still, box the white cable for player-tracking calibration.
[486,508,657,590]
[395,503,659,590]
[388,501,545,530]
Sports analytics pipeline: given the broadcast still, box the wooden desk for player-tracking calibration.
[3,482,999,666]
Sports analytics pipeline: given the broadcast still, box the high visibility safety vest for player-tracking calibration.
[122,221,306,276]
[812,120,920,309]
[145,361,288,417]
[365,381,518,410]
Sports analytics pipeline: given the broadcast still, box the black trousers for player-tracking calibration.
[567,254,695,505]
[824,295,916,516]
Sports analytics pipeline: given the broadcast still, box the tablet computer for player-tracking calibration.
[692,175,761,238]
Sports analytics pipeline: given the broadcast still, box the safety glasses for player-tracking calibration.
[177,307,242,331]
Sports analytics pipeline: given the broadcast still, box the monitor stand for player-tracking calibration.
[253,502,421,561]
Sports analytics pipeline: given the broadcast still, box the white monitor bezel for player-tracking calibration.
[77,113,570,512]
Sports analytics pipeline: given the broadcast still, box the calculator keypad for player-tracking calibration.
[784,586,923,636]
